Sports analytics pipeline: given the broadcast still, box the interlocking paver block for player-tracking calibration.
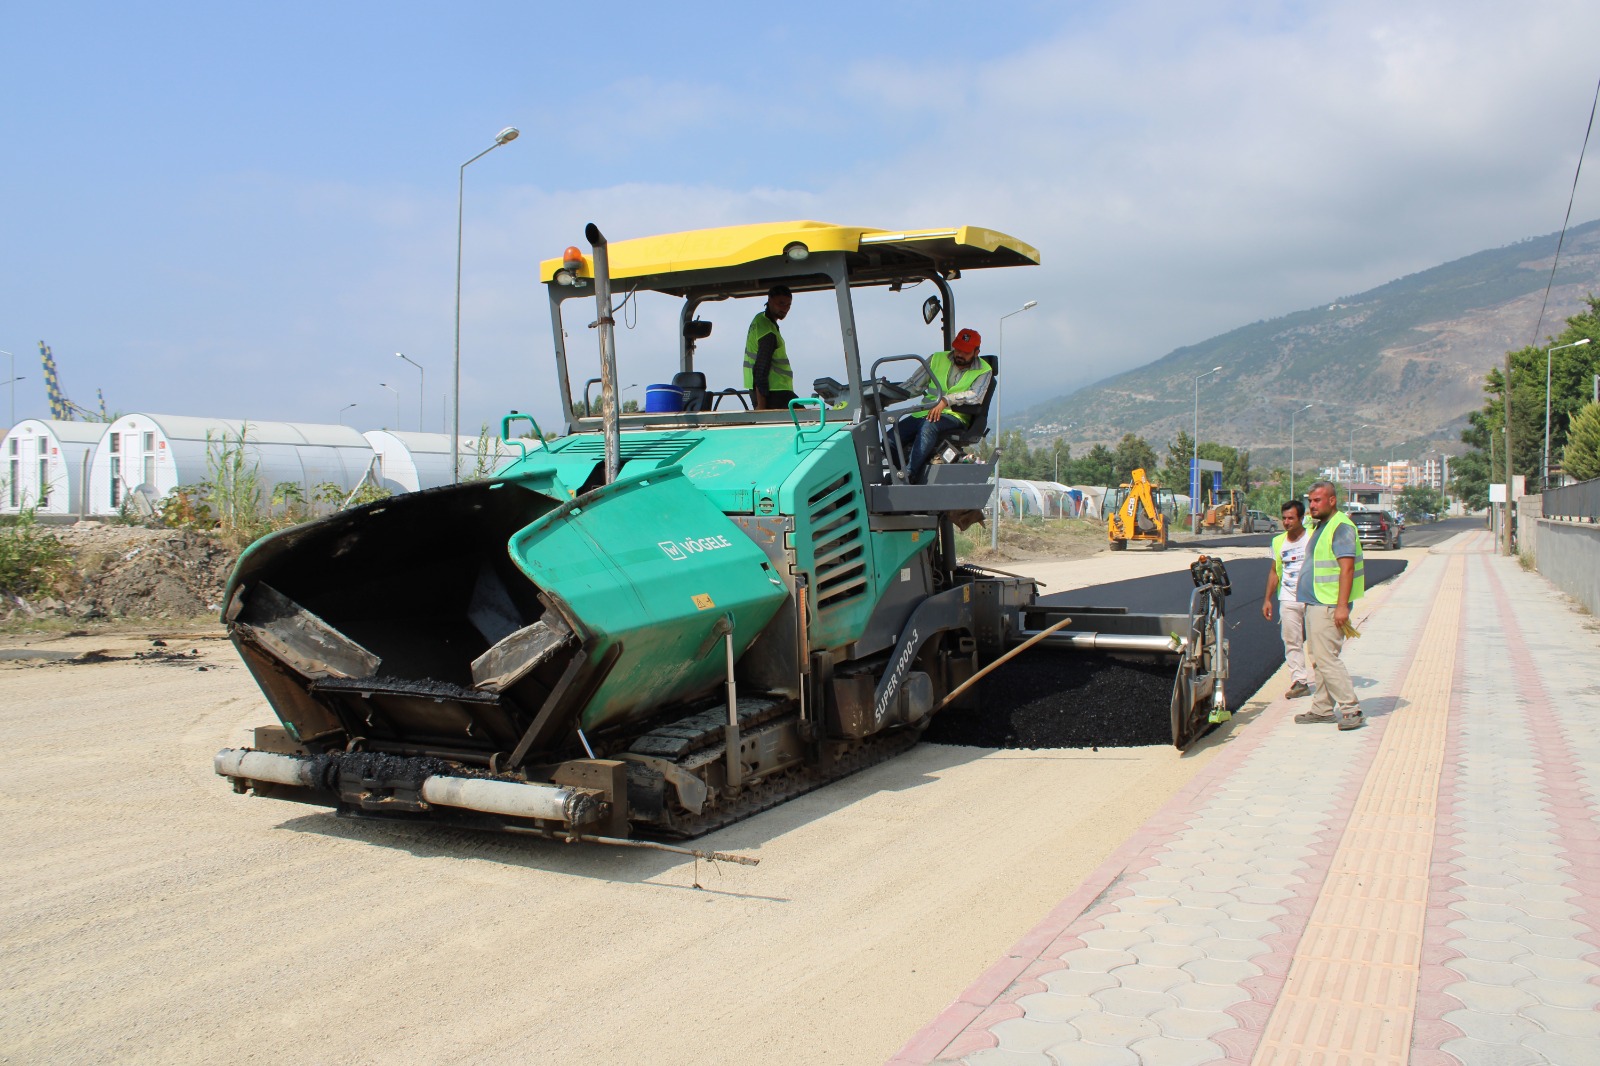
[1010,992,1098,1023]
[1147,1006,1234,1040]
[1168,980,1249,1014]
[1448,937,1528,964]
[988,1018,1077,1055]
[1440,980,1537,1015]
[1077,929,1152,952]
[1524,1032,1600,1063]
[1178,957,1261,986]
[1437,1037,1547,1066]
[1511,934,1596,960]
[1064,1011,1159,1046]
[1089,985,1176,1017]
[1126,942,1204,969]
[1514,976,1600,1010]
[1126,1034,1226,1066]
[1522,1002,1600,1038]
[1050,948,1136,973]
[1039,970,1118,998]
[962,1047,1053,1066]
[1041,1041,1138,1066]
[1441,1008,1544,1045]
[1444,957,1536,987]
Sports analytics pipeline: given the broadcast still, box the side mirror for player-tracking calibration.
[921,295,942,325]
[684,319,713,341]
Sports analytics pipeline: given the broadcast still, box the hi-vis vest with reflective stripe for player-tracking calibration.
[1309,511,1365,605]
[912,350,990,426]
[743,311,792,392]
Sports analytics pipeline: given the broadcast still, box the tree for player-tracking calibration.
[1160,430,1196,489]
[1564,401,1600,481]
[1075,444,1115,486]
[1111,433,1159,485]
[1395,485,1444,523]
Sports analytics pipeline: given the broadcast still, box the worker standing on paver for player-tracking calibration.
[1262,498,1313,699]
[1294,480,1365,730]
[744,285,796,410]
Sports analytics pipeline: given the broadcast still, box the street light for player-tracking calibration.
[453,126,520,483]
[1191,365,1222,532]
[397,353,425,432]
[1544,338,1592,488]
[1288,403,1315,501]
[338,403,358,426]
[991,299,1038,550]
[379,383,400,428]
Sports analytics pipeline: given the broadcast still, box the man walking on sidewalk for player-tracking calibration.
[1262,499,1313,699]
[1294,480,1366,730]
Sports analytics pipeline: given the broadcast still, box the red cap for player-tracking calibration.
[952,328,982,354]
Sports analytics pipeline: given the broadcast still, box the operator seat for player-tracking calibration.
[671,371,708,413]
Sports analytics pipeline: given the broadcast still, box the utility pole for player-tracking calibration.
[1503,352,1515,556]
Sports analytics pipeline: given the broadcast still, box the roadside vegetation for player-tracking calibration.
[1453,298,1600,506]
[0,509,73,599]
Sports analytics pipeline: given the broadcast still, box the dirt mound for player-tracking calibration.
[5,525,238,623]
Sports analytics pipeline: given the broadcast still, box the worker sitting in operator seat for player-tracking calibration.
[891,327,993,483]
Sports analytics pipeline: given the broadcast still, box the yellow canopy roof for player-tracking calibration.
[538,221,1039,284]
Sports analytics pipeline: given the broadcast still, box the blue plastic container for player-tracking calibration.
[644,384,684,413]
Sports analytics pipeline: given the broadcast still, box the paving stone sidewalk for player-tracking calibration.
[893,531,1600,1066]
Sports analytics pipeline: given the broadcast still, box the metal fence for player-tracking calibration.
[1542,476,1600,522]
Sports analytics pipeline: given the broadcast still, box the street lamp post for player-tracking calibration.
[1543,338,1592,489]
[1191,366,1222,532]
[1288,403,1315,501]
[991,300,1038,550]
[1346,422,1371,495]
[397,353,425,432]
[379,383,400,428]
[338,403,358,426]
[453,126,520,483]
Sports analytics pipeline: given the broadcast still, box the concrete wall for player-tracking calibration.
[1518,493,1543,559]
[1532,518,1600,616]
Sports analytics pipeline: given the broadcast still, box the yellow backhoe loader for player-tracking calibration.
[1106,468,1171,550]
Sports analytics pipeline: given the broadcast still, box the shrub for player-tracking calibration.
[0,509,71,597]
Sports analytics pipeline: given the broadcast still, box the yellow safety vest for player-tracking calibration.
[913,350,991,426]
[743,311,792,392]
[1308,511,1365,605]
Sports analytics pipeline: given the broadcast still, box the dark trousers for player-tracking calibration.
[893,414,965,483]
[758,389,799,410]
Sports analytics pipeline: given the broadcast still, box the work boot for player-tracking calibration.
[1285,681,1311,699]
[1294,710,1335,724]
[1337,710,1366,731]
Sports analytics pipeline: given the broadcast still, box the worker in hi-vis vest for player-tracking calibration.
[1292,480,1366,731]
[892,327,993,483]
[744,285,795,410]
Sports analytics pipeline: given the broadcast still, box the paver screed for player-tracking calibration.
[893,530,1600,1065]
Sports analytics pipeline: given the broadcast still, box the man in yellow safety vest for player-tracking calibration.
[1292,480,1366,730]
[744,285,796,410]
[892,327,993,483]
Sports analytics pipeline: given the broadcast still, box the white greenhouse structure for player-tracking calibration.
[87,415,376,517]
[1,419,107,517]
[363,430,523,494]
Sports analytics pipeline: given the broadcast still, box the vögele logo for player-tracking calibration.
[658,534,734,561]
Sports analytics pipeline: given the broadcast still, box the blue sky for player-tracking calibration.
[5,1,1600,434]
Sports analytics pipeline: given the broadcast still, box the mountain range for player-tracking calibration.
[1015,219,1600,471]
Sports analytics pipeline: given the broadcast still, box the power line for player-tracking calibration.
[1530,71,1600,346]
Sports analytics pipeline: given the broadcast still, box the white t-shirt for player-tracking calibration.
[1278,534,1308,602]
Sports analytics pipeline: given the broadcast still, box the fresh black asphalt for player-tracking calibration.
[924,519,1481,750]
